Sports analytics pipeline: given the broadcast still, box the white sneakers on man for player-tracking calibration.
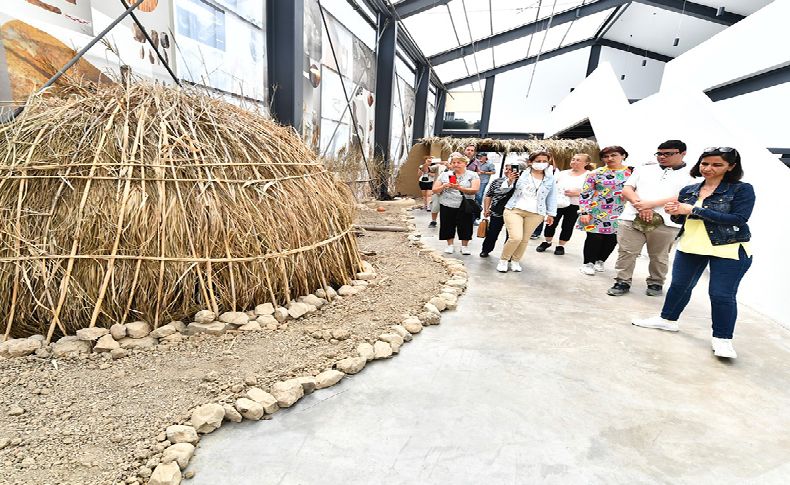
[712,338,737,358]
[579,263,595,275]
[496,260,509,272]
[444,246,454,254]
[594,260,605,272]
[509,261,523,272]
[631,315,679,332]
[460,246,471,255]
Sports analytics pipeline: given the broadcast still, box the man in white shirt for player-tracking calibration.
[608,140,696,297]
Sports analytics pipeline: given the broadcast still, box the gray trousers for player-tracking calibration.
[614,220,679,286]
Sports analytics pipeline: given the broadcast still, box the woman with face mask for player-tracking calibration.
[495,151,557,272]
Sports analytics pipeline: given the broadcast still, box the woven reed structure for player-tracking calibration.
[0,83,361,341]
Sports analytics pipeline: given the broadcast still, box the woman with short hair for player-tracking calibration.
[633,147,754,359]
[417,156,435,211]
[432,152,480,255]
[536,153,591,255]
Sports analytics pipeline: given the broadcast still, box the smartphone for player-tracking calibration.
[449,174,457,184]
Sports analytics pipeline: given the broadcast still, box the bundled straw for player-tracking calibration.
[0,83,361,340]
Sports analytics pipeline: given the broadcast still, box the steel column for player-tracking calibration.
[373,12,398,198]
[412,65,430,143]
[433,90,446,136]
[479,76,495,137]
[267,0,304,130]
[586,43,602,76]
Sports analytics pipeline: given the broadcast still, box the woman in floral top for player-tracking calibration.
[577,146,633,275]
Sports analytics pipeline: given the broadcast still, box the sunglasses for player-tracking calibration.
[654,151,679,157]
[703,146,736,154]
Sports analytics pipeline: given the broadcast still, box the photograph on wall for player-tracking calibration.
[302,0,322,151]
[1,0,93,36]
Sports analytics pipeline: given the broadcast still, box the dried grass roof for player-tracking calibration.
[418,136,601,166]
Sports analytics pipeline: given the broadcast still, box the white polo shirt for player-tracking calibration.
[621,162,697,228]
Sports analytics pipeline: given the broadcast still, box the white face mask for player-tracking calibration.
[531,162,549,171]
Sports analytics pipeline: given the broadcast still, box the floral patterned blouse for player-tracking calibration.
[577,166,633,234]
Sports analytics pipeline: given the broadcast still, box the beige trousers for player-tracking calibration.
[614,220,679,286]
[501,208,545,261]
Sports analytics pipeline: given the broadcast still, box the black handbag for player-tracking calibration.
[460,196,482,215]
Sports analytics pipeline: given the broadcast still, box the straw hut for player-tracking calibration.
[0,83,361,341]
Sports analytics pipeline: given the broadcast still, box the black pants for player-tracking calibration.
[439,204,474,241]
[481,215,506,254]
[544,204,579,241]
[583,232,618,264]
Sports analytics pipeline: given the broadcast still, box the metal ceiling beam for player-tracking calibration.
[637,0,744,26]
[445,39,596,89]
[429,0,630,66]
[706,64,790,102]
[598,39,673,62]
[395,0,452,19]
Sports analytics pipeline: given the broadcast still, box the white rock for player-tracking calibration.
[440,293,458,310]
[94,334,120,352]
[149,462,181,485]
[273,307,289,322]
[423,303,441,315]
[235,398,263,420]
[222,404,242,423]
[118,336,157,350]
[246,388,279,414]
[255,314,278,326]
[373,340,393,359]
[194,310,216,324]
[75,327,109,341]
[315,369,344,389]
[52,336,91,358]
[391,325,412,342]
[126,321,151,338]
[169,320,187,333]
[287,302,310,319]
[445,279,467,289]
[428,297,447,312]
[355,271,375,281]
[335,356,366,375]
[238,321,262,332]
[161,442,195,470]
[190,403,225,434]
[110,323,127,340]
[271,380,304,408]
[3,338,41,358]
[357,342,375,361]
[403,321,423,334]
[165,425,199,445]
[331,328,350,340]
[295,376,317,395]
[150,324,176,339]
[361,260,374,273]
[299,294,326,309]
[324,287,338,300]
[351,279,369,287]
[254,303,275,315]
[418,312,441,326]
[379,333,404,353]
[337,285,358,296]
[441,286,461,296]
[159,333,183,344]
[314,289,328,299]
[187,321,226,336]
[219,312,248,326]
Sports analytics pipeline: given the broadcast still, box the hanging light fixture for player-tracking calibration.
[673,37,680,47]
[642,59,647,67]
[621,74,626,80]
[716,6,726,16]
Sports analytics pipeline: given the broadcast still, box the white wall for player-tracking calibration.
[713,83,790,150]
[598,47,665,101]
[488,47,591,133]
[543,0,790,325]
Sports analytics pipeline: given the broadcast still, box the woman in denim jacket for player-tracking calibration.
[633,147,754,359]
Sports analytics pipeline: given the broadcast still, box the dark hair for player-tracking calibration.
[528,151,553,164]
[465,144,476,150]
[690,148,744,181]
[599,145,629,159]
[657,139,687,152]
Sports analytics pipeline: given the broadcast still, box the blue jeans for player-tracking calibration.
[475,185,486,210]
[660,248,752,339]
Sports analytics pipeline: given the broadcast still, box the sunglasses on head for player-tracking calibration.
[703,146,736,154]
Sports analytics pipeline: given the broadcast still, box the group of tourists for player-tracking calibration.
[421,141,755,359]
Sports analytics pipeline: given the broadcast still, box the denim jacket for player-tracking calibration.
[499,171,557,216]
[671,181,755,245]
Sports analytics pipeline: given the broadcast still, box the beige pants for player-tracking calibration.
[614,220,679,285]
[501,208,545,261]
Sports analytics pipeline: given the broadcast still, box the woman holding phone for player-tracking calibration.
[417,156,435,210]
[433,152,480,255]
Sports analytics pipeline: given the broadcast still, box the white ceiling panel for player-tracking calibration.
[561,7,614,46]
[447,0,472,45]
[433,57,470,82]
[463,0,494,41]
[493,35,535,67]
[527,23,570,58]
[604,2,728,57]
[401,5,459,57]
[692,0,775,16]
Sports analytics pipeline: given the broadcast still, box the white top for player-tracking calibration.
[621,163,696,228]
[555,170,588,205]
[437,170,479,209]
[510,173,541,214]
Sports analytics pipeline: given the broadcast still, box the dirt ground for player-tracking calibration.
[0,200,447,485]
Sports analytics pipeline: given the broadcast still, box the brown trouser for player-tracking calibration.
[501,208,545,261]
[614,220,679,286]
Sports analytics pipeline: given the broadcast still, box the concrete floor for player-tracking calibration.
[188,208,790,485]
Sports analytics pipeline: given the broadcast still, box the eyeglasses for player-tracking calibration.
[703,146,736,154]
[654,151,680,157]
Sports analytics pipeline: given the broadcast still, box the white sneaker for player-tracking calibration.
[711,338,737,358]
[594,260,605,272]
[509,261,523,272]
[496,260,509,272]
[460,246,471,255]
[579,263,595,276]
[632,315,679,332]
[444,246,454,254]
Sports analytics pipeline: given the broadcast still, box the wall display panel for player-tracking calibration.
[303,0,323,151]
[216,0,263,27]
[390,76,415,165]
[174,0,266,100]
